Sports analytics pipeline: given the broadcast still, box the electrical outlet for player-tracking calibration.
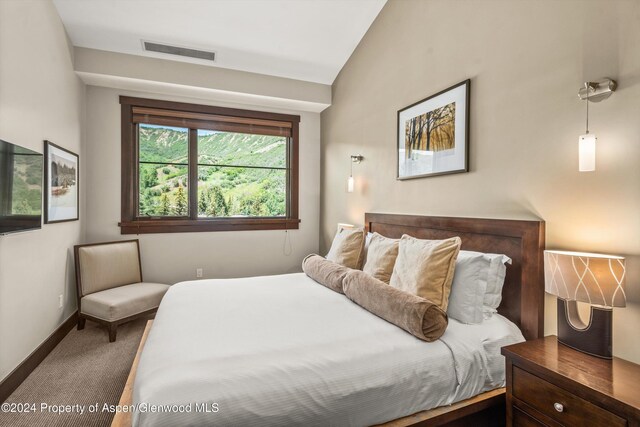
[196,268,203,278]
[58,294,63,308]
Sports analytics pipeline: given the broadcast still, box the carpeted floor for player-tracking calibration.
[0,317,150,427]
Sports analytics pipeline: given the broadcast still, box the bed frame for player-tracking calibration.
[365,213,545,341]
[112,213,545,427]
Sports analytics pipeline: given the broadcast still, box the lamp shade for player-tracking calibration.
[347,176,354,192]
[579,134,596,172]
[544,250,626,308]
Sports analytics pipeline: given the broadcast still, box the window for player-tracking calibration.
[119,97,300,234]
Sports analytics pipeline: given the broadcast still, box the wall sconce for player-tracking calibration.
[347,154,364,193]
[578,78,616,172]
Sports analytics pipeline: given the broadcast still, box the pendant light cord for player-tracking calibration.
[585,82,590,134]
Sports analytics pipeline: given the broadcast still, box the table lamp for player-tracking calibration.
[544,250,626,359]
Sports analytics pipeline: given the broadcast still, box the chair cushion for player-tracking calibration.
[77,241,142,296]
[80,282,170,321]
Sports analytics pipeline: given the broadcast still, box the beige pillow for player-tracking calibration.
[326,227,365,269]
[363,233,399,284]
[389,235,461,311]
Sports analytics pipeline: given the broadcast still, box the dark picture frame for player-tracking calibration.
[44,140,79,223]
[397,79,470,180]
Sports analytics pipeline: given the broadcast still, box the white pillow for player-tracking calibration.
[447,251,491,324]
[362,232,374,265]
[365,231,373,246]
[482,254,512,315]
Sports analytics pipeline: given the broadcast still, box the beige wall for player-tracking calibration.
[84,86,320,285]
[0,0,85,380]
[321,0,640,363]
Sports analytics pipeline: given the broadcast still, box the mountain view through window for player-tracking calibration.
[138,124,287,218]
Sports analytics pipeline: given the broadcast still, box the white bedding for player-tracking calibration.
[132,273,524,427]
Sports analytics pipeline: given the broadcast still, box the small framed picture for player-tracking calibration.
[44,140,79,223]
[397,79,470,179]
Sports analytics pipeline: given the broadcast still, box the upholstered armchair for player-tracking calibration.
[74,239,169,342]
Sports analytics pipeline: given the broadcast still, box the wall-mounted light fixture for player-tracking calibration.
[578,78,616,172]
[347,154,364,193]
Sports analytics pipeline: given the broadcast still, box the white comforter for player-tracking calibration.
[132,273,523,427]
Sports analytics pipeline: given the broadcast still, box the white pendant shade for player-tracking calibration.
[579,133,596,172]
[347,176,354,192]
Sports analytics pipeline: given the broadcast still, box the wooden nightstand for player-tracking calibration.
[501,336,640,427]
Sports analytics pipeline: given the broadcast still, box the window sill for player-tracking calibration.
[119,218,300,234]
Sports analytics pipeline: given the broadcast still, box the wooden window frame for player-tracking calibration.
[119,96,300,234]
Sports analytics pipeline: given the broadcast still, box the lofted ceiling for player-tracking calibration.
[53,0,387,85]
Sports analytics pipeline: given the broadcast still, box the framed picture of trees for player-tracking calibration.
[44,140,79,223]
[397,79,469,179]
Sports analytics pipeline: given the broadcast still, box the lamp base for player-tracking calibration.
[557,298,612,359]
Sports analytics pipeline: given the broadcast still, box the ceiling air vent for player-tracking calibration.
[143,41,216,62]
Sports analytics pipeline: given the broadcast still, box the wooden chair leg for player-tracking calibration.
[77,318,86,330]
[108,324,117,343]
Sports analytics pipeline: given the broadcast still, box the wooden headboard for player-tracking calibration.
[365,213,545,340]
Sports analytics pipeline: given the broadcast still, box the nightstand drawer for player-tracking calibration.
[512,366,626,426]
[513,406,545,427]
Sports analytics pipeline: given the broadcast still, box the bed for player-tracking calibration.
[112,213,545,427]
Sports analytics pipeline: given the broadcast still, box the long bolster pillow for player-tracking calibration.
[302,254,350,294]
[343,270,448,342]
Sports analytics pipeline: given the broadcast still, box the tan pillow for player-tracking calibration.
[343,270,448,342]
[302,254,350,294]
[363,233,399,284]
[389,235,461,311]
[326,227,365,269]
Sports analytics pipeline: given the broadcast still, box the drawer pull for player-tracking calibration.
[554,403,564,413]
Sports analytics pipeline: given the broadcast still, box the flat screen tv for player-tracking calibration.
[0,139,43,235]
